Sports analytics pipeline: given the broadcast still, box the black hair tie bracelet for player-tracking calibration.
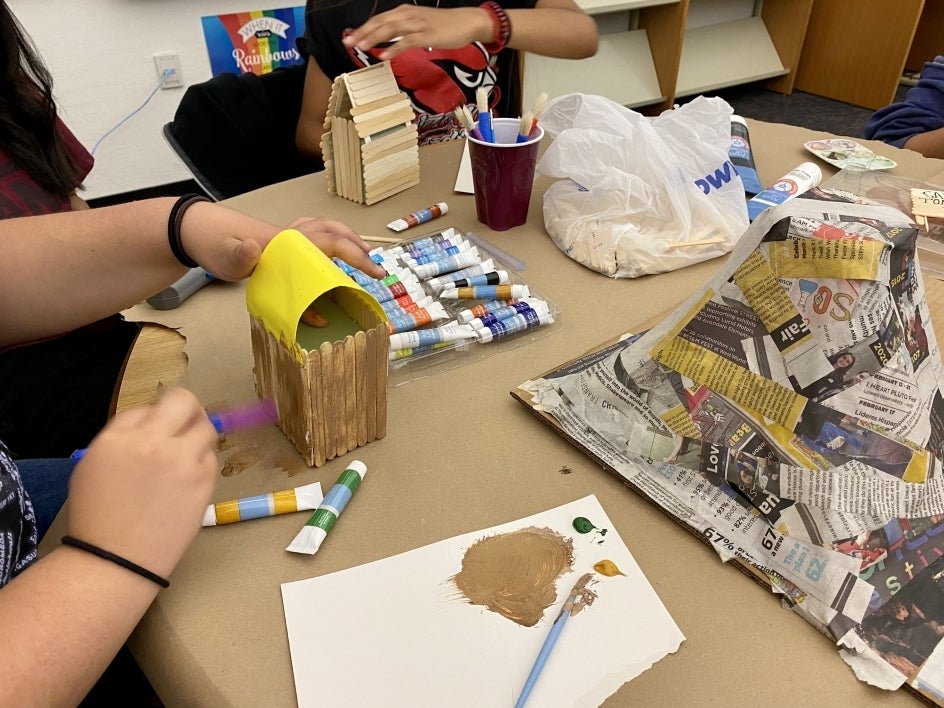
[61,535,170,588]
[168,193,210,269]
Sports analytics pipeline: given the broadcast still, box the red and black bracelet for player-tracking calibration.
[480,0,512,53]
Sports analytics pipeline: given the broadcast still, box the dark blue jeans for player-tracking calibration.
[17,457,75,541]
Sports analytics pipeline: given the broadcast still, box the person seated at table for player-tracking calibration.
[0,0,148,464]
[865,55,944,159]
[295,0,599,160]
[0,196,383,706]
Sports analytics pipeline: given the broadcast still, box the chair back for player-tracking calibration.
[163,65,321,200]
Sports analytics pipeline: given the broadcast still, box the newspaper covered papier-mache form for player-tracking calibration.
[520,187,944,698]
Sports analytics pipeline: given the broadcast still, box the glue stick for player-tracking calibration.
[746,162,822,221]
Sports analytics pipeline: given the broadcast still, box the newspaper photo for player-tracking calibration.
[519,186,944,699]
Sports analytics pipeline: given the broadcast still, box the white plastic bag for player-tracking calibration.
[537,93,749,278]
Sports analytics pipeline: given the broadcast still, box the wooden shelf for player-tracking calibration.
[520,0,810,113]
[575,0,676,17]
[523,29,664,111]
[675,16,787,98]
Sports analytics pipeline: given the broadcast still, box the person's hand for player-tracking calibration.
[343,6,492,60]
[66,388,219,579]
[286,216,386,279]
[180,203,385,282]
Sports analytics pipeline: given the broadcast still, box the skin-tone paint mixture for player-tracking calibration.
[451,526,574,627]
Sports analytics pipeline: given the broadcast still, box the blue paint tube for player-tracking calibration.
[730,115,762,196]
[746,162,823,222]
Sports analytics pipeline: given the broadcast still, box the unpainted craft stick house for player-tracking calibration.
[321,61,420,204]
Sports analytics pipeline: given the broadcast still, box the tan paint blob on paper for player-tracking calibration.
[450,526,574,627]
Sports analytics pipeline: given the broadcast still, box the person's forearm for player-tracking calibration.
[904,127,944,159]
[0,198,280,347]
[0,547,160,706]
[506,7,598,59]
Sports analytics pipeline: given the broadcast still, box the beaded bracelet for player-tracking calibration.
[480,0,512,53]
[61,535,170,588]
[168,193,210,269]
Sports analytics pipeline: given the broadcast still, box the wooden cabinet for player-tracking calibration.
[521,0,813,114]
[793,0,925,110]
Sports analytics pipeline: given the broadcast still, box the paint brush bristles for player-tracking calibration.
[453,105,475,132]
[529,91,548,119]
[475,86,490,116]
[475,87,494,142]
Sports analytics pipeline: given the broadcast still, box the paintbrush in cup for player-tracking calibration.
[526,92,548,138]
[514,572,593,707]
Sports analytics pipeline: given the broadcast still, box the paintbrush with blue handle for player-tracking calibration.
[69,398,278,462]
[514,572,594,708]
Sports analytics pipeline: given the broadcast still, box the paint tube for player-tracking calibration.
[476,310,554,343]
[426,260,495,292]
[386,202,448,232]
[405,240,474,266]
[379,294,433,316]
[412,250,483,279]
[389,341,453,360]
[202,482,323,526]
[730,115,762,196]
[455,298,520,324]
[386,301,449,334]
[441,270,509,289]
[388,323,477,350]
[746,162,822,221]
[404,237,469,261]
[286,461,366,555]
[470,299,549,329]
[361,278,425,304]
[439,284,530,300]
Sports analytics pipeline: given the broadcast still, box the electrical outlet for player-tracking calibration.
[153,51,183,89]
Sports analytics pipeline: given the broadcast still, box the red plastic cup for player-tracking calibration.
[468,117,544,232]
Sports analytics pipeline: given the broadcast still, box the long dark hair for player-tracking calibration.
[0,2,83,197]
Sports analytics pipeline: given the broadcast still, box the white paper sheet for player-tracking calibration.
[281,494,684,707]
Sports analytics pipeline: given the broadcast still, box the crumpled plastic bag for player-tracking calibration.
[537,93,750,278]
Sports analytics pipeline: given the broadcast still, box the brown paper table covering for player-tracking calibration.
[40,121,944,706]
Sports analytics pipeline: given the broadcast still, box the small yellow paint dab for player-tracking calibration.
[593,559,626,577]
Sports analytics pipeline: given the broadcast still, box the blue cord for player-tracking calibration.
[91,70,171,156]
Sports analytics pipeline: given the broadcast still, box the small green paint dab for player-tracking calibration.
[573,517,596,534]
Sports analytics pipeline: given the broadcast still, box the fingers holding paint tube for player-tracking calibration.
[66,387,219,580]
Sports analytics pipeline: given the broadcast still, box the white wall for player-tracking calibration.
[10,0,300,199]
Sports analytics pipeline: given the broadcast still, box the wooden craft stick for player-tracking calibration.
[665,236,727,248]
[351,118,364,204]
[374,325,388,439]
[349,93,409,117]
[365,327,378,443]
[354,330,368,447]
[361,234,403,244]
[366,176,421,205]
[355,107,416,138]
[352,98,411,123]
[320,341,336,462]
[344,335,357,454]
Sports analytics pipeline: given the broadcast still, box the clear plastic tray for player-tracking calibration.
[346,226,562,386]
